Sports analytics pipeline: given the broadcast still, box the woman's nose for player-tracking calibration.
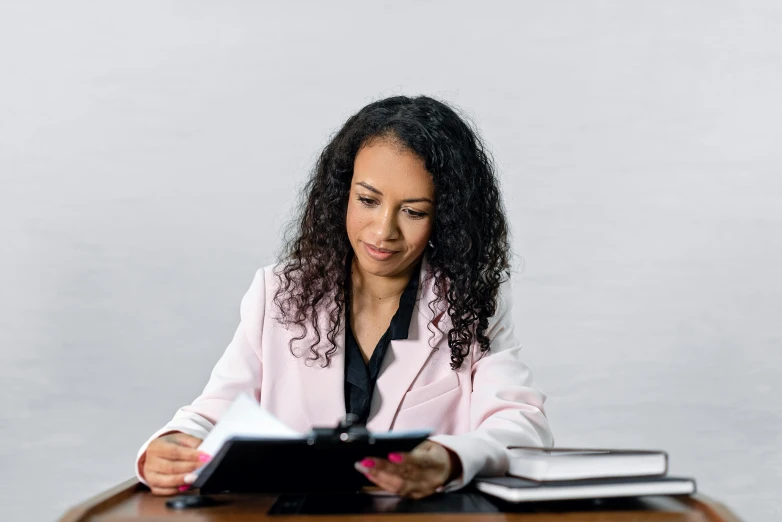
[373,207,399,240]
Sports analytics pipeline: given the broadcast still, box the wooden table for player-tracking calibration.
[60,478,743,522]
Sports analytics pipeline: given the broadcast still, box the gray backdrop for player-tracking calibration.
[1,1,780,520]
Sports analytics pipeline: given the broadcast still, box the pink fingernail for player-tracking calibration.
[354,462,371,475]
[198,454,212,463]
[178,485,190,492]
[360,458,375,468]
[388,452,403,463]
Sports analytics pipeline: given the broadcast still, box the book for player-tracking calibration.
[475,475,696,503]
[195,393,302,459]
[506,446,668,481]
[189,393,431,493]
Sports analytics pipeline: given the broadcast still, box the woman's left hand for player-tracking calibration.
[355,440,462,499]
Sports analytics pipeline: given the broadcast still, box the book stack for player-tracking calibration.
[475,446,696,503]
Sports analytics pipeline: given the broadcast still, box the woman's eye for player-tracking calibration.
[405,209,427,219]
[357,197,426,219]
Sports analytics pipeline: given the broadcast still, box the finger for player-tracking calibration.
[145,458,203,475]
[356,458,428,497]
[149,486,180,496]
[388,452,406,464]
[373,467,436,498]
[145,470,191,489]
[366,455,434,491]
[366,456,446,497]
[363,457,410,479]
[357,464,407,495]
[169,433,203,448]
[151,443,205,462]
[408,489,433,500]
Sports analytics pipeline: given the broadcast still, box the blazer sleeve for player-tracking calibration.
[429,278,554,490]
[134,268,267,485]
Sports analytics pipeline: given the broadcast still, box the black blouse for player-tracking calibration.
[343,263,421,425]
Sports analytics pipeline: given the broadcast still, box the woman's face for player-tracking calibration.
[346,140,435,279]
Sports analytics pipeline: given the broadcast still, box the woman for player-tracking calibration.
[135,95,554,499]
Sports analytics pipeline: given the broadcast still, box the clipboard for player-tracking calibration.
[192,416,430,493]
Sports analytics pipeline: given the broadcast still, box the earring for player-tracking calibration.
[428,239,435,249]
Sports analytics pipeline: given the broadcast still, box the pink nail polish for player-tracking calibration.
[360,458,375,468]
[178,485,190,492]
[388,452,403,463]
[198,454,212,463]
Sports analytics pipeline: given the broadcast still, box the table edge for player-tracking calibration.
[57,478,743,522]
[685,494,745,522]
[58,478,142,522]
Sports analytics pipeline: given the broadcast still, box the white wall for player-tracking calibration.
[1,1,780,520]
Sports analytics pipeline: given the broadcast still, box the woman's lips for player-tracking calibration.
[364,242,397,261]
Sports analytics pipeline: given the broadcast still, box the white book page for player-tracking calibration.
[197,393,303,457]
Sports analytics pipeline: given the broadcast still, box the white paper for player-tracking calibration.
[197,393,303,457]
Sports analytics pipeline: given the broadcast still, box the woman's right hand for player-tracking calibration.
[141,432,207,495]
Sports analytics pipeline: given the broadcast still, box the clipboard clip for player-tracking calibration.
[308,414,375,445]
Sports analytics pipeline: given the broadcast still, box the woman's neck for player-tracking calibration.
[350,257,417,305]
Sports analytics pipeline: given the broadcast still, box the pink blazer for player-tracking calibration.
[135,256,554,489]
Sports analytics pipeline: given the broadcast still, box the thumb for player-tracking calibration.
[171,432,203,449]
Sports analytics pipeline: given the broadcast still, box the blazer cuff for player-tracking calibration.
[428,432,509,491]
[134,413,215,486]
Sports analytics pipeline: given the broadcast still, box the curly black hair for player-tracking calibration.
[273,95,510,370]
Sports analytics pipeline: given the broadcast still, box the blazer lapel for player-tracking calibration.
[295,313,347,429]
[368,257,449,432]
[295,254,449,432]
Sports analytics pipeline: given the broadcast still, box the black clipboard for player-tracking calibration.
[192,417,430,493]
